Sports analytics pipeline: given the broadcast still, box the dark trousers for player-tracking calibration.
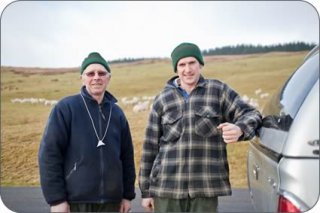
[154,196,218,213]
[69,202,120,212]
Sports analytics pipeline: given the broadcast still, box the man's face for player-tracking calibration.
[81,64,111,97]
[176,56,202,88]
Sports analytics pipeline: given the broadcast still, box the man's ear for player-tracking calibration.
[80,75,85,85]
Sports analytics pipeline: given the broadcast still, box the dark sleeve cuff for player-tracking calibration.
[49,199,67,206]
[123,192,136,201]
[141,191,152,198]
[235,123,254,141]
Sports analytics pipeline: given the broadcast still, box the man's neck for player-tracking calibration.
[179,81,196,94]
[175,78,198,94]
[85,88,104,104]
[93,94,104,104]
[181,85,195,94]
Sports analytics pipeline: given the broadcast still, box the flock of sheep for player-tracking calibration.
[10,89,269,113]
[11,98,58,106]
[241,88,270,111]
[121,96,155,113]
[120,88,269,113]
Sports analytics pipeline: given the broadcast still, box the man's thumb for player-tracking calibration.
[217,122,228,129]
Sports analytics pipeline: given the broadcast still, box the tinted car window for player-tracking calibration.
[262,53,319,132]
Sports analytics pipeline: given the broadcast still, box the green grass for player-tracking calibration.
[0,52,307,187]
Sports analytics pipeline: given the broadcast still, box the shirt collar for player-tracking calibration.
[170,75,206,89]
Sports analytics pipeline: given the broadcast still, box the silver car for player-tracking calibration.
[247,46,319,212]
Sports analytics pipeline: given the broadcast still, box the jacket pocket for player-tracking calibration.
[161,110,182,143]
[65,158,83,181]
[195,106,221,138]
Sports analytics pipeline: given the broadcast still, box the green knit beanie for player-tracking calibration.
[80,52,111,74]
[171,42,204,72]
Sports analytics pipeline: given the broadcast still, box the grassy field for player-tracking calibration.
[1,51,307,188]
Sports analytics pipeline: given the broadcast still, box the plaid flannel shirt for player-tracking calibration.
[139,75,262,199]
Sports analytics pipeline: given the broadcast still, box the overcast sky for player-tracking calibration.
[0,0,319,68]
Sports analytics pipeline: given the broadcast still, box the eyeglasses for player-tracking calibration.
[84,71,110,77]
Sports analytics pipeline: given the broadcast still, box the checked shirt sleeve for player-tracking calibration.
[139,101,162,198]
[221,83,262,141]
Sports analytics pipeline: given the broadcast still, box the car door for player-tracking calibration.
[248,126,284,211]
[248,46,319,212]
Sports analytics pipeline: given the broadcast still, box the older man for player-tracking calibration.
[39,52,135,213]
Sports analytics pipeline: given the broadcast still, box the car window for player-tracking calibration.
[262,52,319,132]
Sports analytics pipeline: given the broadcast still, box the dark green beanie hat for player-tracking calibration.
[81,52,111,74]
[171,42,204,72]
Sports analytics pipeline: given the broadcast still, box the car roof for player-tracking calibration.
[304,45,319,62]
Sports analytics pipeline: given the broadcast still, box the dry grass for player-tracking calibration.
[1,52,307,187]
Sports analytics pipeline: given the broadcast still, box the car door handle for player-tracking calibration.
[308,140,319,155]
[253,165,260,180]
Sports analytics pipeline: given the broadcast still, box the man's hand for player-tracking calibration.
[120,199,131,213]
[141,198,154,212]
[50,201,70,213]
[217,122,243,143]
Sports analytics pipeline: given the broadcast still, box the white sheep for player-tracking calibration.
[255,89,262,95]
[260,93,269,99]
[122,97,140,105]
[133,101,150,113]
[241,95,249,102]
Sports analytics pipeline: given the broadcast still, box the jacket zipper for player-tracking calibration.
[176,88,192,196]
[99,104,105,202]
[186,88,198,196]
[99,105,106,121]
[187,92,192,196]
